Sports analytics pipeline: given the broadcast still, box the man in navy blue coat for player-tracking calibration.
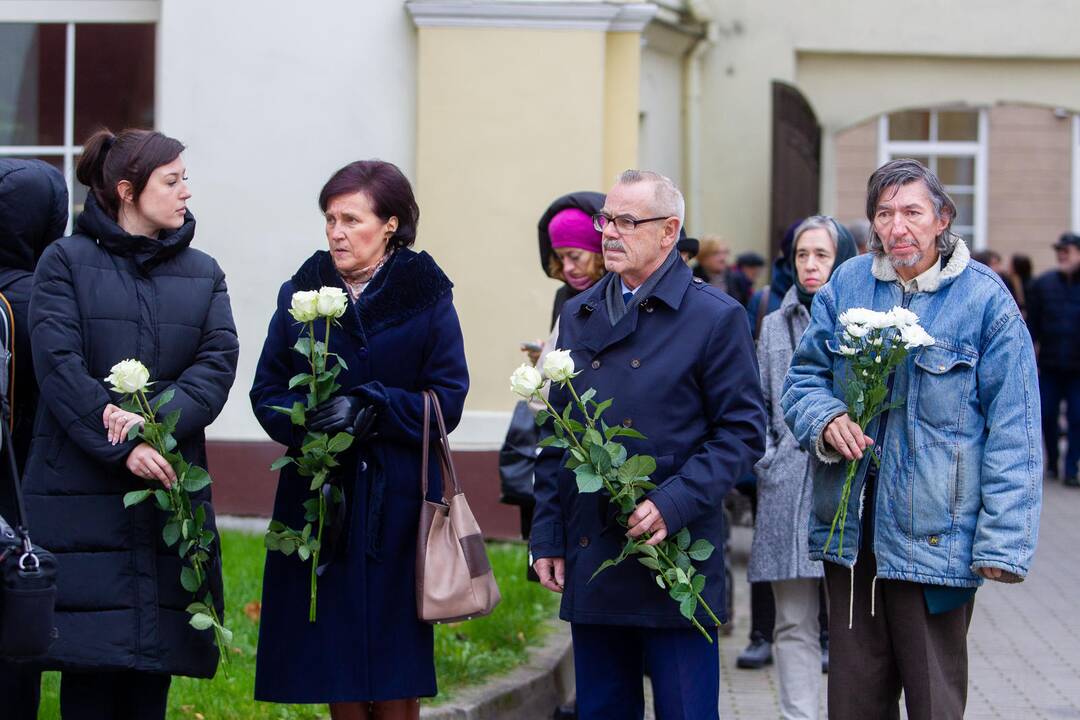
[530,170,766,719]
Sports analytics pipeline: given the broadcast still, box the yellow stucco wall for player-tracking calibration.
[415,25,643,438]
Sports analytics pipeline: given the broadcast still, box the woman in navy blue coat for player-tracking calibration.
[251,160,469,719]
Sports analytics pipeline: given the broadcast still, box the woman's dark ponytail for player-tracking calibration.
[75,127,185,220]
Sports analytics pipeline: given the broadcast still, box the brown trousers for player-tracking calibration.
[824,554,973,720]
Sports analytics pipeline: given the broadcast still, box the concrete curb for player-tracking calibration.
[422,621,574,720]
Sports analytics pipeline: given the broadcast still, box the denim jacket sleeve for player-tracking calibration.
[970,311,1042,578]
[781,284,849,464]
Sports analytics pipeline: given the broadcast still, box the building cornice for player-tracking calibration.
[405,1,658,32]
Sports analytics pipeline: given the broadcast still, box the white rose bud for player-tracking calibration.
[542,349,576,383]
[317,286,348,318]
[289,290,320,323]
[107,359,150,395]
[510,364,544,399]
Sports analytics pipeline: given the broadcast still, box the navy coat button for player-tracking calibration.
[579,536,589,548]
[645,305,655,313]
[622,418,633,428]
[591,360,601,369]
[360,461,368,472]
[630,358,641,368]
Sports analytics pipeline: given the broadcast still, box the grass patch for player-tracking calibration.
[37,530,557,718]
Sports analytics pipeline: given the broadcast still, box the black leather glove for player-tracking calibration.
[307,396,377,439]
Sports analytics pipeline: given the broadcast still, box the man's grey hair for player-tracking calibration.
[792,215,840,251]
[616,169,685,227]
[865,158,960,255]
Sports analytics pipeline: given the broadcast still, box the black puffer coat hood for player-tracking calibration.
[0,159,68,271]
[537,191,605,275]
[76,191,196,272]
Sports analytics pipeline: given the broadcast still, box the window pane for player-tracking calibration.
[938,156,975,186]
[890,154,930,168]
[888,111,930,141]
[74,24,155,143]
[938,111,979,141]
[952,193,974,227]
[0,24,65,146]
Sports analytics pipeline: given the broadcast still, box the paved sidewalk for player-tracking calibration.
[642,480,1080,719]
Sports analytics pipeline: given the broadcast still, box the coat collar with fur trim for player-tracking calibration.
[291,247,453,338]
[870,237,970,293]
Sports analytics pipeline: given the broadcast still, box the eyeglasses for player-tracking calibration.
[592,212,670,234]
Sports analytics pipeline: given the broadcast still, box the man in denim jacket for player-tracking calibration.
[782,159,1041,720]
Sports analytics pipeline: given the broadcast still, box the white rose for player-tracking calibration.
[542,349,576,382]
[107,359,150,395]
[838,344,857,356]
[317,286,348,318]
[845,324,870,339]
[872,337,883,346]
[887,306,920,328]
[289,290,320,323]
[510,364,544,399]
[900,323,936,349]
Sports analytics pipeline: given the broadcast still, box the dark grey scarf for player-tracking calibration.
[605,247,680,326]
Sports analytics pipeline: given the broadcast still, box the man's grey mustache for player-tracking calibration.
[603,240,625,251]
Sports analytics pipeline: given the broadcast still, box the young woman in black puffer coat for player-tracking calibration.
[23,128,238,719]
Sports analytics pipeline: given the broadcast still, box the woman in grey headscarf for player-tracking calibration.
[748,216,857,720]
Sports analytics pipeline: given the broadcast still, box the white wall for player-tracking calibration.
[156,0,417,439]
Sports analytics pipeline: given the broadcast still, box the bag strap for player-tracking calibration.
[419,390,462,501]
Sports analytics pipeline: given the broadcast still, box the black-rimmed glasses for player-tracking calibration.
[592,212,670,234]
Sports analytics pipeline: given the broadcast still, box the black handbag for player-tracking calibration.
[498,401,540,507]
[0,417,57,659]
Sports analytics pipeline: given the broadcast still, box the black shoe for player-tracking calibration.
[736,635,773,669]
[1065,476,1080,488]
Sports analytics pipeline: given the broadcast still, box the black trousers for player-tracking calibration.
[0,661,41,719]
[824,555,972,720]
[59,670,171,720]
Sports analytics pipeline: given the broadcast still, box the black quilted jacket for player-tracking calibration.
[23,193,238,677]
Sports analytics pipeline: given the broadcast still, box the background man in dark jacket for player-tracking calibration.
[1027,232,1080,484]
[530,170,765,719]
[0,159,68,719]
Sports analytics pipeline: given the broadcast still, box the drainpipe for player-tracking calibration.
[682,17,717,235]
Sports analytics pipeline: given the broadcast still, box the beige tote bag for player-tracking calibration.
[415,390,501,623]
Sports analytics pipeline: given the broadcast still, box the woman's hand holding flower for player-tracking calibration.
[103,403,144,445]
[125,442,177,489]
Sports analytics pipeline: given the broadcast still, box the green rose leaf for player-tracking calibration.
[152,388,176,413]
[297,544,311,562]
[574,466,603,494]
[588,557,620,583]
[288,373,315,389]
[153,490,171,511]
[183,466,212,493]
[189,612,214,631]
[327,432,354,454]
[162,521,181,547]
[180,565,200,593]
[679,594,698,620]
[638,556,660,571]
[691,574,706,595]
[687,539,714,561]
[122,489,152,508]
[535,410,551,426]
[675,528,691,551]
[270,455,294,471]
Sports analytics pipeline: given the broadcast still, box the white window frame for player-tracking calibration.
[877,108,989,250]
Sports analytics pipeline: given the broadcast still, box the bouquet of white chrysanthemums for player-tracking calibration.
[825,306,935,558]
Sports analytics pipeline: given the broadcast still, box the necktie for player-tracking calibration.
[622,291,633,305]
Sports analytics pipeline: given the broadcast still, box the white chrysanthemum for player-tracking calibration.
[845,324,870,339]
[838,345,857,356]
[510,364,544,398]
[900,323,936,349]
[542,349,576,382]
[887,306,919,328]
[838,307,879,327]
[107,359,150,395]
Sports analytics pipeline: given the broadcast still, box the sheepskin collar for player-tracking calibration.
[870,238,970,292]
[291,247,452,338]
